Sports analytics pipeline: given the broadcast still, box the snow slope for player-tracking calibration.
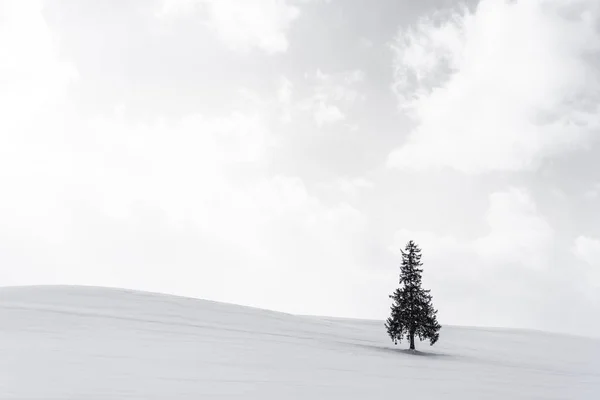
[0,286,598,399]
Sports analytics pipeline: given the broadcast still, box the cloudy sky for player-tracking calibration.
[1,0,600,337]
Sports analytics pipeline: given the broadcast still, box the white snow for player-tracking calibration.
[0,285,598,399]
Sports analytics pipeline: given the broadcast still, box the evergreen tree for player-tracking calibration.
[386,240,441,350]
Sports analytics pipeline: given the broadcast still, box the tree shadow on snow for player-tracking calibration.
[354,343,456,360]
[396,348,451,358]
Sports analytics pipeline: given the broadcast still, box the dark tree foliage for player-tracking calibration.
[386,240,441,350]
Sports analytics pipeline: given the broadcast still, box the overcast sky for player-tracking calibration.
[1,0,599,337]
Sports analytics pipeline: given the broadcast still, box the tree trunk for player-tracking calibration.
[409,332,415,350]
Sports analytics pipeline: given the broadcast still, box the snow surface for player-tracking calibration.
[0,286,598,399]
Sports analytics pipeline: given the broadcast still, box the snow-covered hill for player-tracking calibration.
[0,286,598,399]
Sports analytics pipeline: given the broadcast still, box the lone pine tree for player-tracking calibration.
[386,240,441,350]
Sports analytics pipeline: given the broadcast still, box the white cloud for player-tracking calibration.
[473,188,554,271]
[302,69,366,128]
[358,37,374,48]
[0,0,78,239]
[278,76,293,104]
[573,235,600,268]
[392,187,552,271]
[314,68,365,102]
[389,0,600,173]
[337,177,373,197]
[314,101,345,126]
[0,0,77,129]
[391,229,466,259]
[277,70,365,126]
[76,110,278,237]
[155,0,199,18]
[277,76,294,123]
[156,0,300,54]
[584,182,600,199]
[572,235,600,298]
